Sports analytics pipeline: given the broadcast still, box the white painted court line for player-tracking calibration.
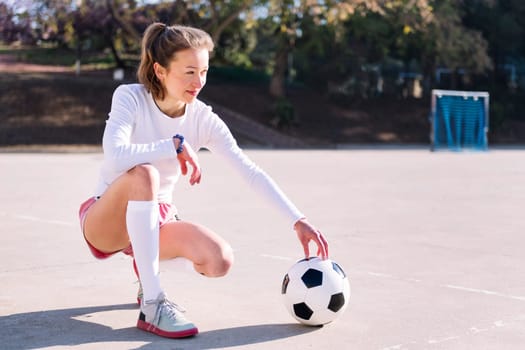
[427,335,461,344]
[350,269,525,303]
[15,215,75,227]
[1,212,75,227]
[260,251,525,349]
[364,270,424,282]
[443,284,525,302]
[259,254,294,261]
[259,256,525,303]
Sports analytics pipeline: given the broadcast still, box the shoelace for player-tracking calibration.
[146,295,186,330]
[162,298,187,314]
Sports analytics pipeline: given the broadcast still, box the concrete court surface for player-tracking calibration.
[0,148,524,350]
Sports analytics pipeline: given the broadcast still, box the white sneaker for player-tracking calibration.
[137,292,198,338]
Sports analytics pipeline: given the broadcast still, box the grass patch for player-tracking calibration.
[0,45,117,67]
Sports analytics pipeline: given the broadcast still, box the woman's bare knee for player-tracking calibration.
[127,164,160,200]
[197,245,234,277]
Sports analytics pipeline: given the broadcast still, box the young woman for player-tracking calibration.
[79,22,329,339]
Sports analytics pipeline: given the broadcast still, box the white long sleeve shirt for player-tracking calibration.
[94,84,304,227]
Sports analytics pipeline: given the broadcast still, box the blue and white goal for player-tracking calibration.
[430,89,489,151]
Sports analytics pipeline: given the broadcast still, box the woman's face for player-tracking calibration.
[155,48,209,104]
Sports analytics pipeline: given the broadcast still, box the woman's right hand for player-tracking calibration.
[177,141,201,185]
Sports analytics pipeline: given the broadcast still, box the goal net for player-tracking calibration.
[430,89,489,151]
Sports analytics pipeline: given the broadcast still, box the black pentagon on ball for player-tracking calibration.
[328,292,346,312]
[281,274,290,294]
[301,268,323,288]
[293,302,313,320]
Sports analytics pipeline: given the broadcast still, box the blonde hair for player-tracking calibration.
[137,23,214,100]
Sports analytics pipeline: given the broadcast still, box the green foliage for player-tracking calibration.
[463,0,525,62]
[0,46,117,67]
[213,16,258,68]
[2,0,525,126]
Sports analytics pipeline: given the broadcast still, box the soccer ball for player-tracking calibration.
[281,257,350,326]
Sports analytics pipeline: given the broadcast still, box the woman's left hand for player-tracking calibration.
[294,218,329,260]
[177,141,201,185]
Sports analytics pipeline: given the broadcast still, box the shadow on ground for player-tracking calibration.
[0,304,318,349]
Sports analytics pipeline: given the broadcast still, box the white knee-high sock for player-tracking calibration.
[126,200,162,304]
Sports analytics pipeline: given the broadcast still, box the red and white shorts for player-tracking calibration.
[78,196,179,259]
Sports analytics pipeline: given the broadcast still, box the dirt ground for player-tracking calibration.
[0,58,523,148]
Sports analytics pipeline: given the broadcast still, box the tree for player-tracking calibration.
[104,0,257,68]
[0,3,21,44]
[0,2,35,44]
[328,0,492,91]
[259,0,437,98]
[428,1,492,76]
[72,1,117,68]
[462,0,525,85]
[31,0,75,46]
[201,0,254,44]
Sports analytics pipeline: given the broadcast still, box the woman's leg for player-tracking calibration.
[83,164,159,252]
[159,220,234,277]
[83,164,198,338]
[83,164,163,301]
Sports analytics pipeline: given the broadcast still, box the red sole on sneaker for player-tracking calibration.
[137,319,198,338]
